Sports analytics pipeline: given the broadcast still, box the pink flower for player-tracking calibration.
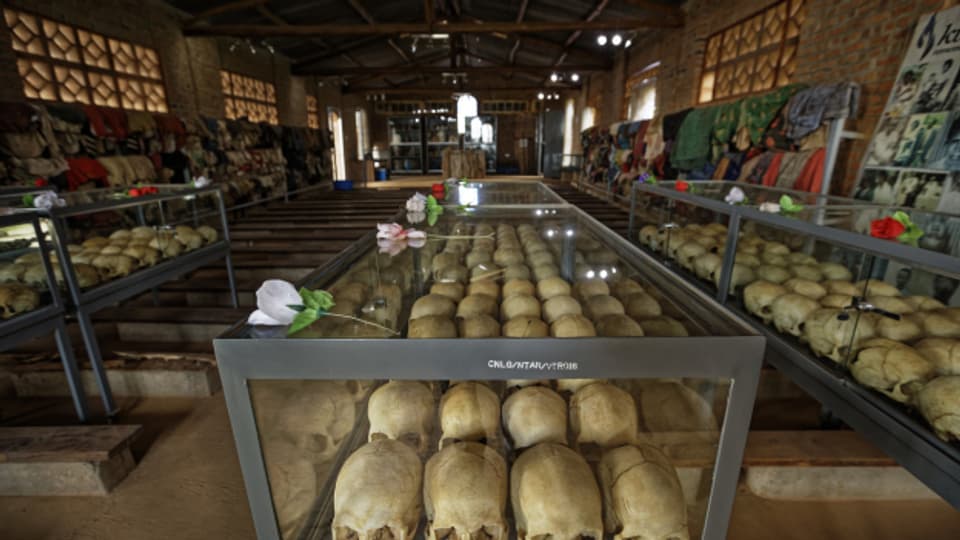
[376,223,426,255]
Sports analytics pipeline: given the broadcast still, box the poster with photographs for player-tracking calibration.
[853,6,960,215]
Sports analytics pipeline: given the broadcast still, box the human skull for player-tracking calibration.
[639,225,662,251]
[99,245,124,255]
[675,242,707,271]
[903,296,946,311]
[570,382,637,448]
[368,381,434,453]
[783,278,827,301]
[743,281,787,325]
[511,443,603,540]
[0,263,26,283]
[761,252,789,266]
[712,263,755,295]
[91,254,136,280]
[763,241,790,255]
[786,252,818,266]
[791,264,824,282]
[876,314,923,342]
[824,280,860,296]
[819,262,853,281]
[755,264,792,284]
[802,308,877,363]
[175,227,204,251]
[149,236,184,258]
[692,253,722,281]
[735,253,761,268]
[855,279,900,297]
[502,386,567,449]
[130,226,156,240]
[122,246,161,267]
[109,229,131,242]
[914,338,960,376]
[0,283,39,319]
[770,293,820,337]
[196,225,218,244]
[915,376,960,442]
[332,439,422,540]
[71,263,102,288]
[910,311,960,338]
[598,444,689,540]
[82,236,110,250]
[868,296,915,315]
[850,346,935,403]
[424,442,508,540]
[821,294,854,309]
[438,382,500,449]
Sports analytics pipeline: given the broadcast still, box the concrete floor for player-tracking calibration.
[2,393,958,540]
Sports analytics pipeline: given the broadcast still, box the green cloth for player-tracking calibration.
[738,84,805,145]
[710,99,743,162]
[671,105,720,171]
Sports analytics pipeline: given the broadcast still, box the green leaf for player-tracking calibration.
[22,194,33,208]
[428,211,439,226]
[426,195,440,211]
[285,303,307,312]
[778,195,804,213]
[890,211,923,247]
[287,309,319,336]
[299,288,335,311]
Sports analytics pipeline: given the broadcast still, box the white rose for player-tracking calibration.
[758,202,781,213]
[405,192,427,212]
[249,279,302,325]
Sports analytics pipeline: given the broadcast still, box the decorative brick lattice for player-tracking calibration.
[4,8,167,112]
[306,95,319,129]
[699,0,804,104]
[221,70,279,125]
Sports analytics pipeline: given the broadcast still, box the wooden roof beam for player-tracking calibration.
[300,64,603,76]
[186,0,268,26]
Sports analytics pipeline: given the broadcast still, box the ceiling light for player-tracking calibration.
[550,73,559,82]
[625,39,633,48]
[611,34,623,46]
[597,35,607,46]
[571,73,580,82]
[537,92,545,100]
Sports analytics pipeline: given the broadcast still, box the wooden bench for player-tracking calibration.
[0,425,141,495]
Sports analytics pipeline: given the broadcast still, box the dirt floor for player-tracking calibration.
[1,393,959,540]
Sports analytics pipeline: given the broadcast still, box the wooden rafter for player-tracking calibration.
[553,0,610,67]
[183,16,681,37]
[294,36,384,69]
[346,0,414,66]
[298,64,605,76]
[186,0,268,25]
[507,0,530,65]
[255,5,364,67]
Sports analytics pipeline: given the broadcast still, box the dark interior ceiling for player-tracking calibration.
[165,0,684,92]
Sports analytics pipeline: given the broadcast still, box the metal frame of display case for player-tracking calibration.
[215,200,765,540]
[33,185,239,417]
[0,212,89,421]
[629,180,960,508]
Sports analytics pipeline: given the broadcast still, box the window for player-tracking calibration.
[221,70,278,124]
[562,98,576,166]
[4,8,167,111]
[306,95,319,129]
[328,108,346,180]
[354,108,369,160]
[581,107,597,131]
[698,0,805,103]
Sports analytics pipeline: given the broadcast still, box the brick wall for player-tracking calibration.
[0,0,308,125]
[587,0,946,195]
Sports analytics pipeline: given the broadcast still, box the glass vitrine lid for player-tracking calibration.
[440,182,567,207]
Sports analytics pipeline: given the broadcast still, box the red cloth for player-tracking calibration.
[82,105,107,137]
[632,120,650,168]
[65,158,109,191]
[792,148,826,193]
[98,107,128,139]
[761,152,784,187]
[154,114,185,135]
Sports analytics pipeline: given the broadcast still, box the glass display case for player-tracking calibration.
[628,179,960,508]
[1,184,237,416]
[426,116,458,173]
[464,114,497,173]
[0,210,88,420]
[389,116,424,175]
[215,198,765,540]
[442,181,567,207]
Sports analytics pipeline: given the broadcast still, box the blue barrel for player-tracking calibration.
[375,168,389,181]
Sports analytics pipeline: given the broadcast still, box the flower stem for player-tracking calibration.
[322,313,400,336]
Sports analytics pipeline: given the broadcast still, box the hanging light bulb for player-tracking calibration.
[625,39,633,48]
[570,73,580,82]
[611,34,623,46]
[550,73,559,82]
[537,92,545,100]
[597,35,607,46]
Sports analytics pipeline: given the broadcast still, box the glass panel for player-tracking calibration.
[42,19,80,63]
[78,30,111,69]
[0,216,56,318]
[250,376,728,540]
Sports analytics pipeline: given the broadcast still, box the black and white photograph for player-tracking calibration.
[913,57,959,113]
[937,173,960,214]
[893,170,946,210]
[928,112,960,169]
[865,115,906,166]
[888,64,925,116]
[892,112,948,167]
[853,168,898,204]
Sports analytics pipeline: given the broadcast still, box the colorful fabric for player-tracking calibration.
[760,152,784,187]
[786,82,860,140]
[672,106,720,171]
[126,111,157,134]
[711,100,742,162]
[738,84,804,146]
[662,109,692,142]
[775,150,814,188]
[792,148,827,193]
[643,116,665,162]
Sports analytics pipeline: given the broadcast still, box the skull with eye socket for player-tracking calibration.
[0,283,39,319]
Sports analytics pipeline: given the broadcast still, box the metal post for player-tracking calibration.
[76,308,117,417]
[218,191,240,308]
[715,211,742,302]
[814,118,846,226]
[54,319,89,422]
[627,182,637,242]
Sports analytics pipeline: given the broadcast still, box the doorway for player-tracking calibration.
[328,107,347,180]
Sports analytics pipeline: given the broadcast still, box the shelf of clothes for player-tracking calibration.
[580,82,860,198]
[0,101,333,208]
